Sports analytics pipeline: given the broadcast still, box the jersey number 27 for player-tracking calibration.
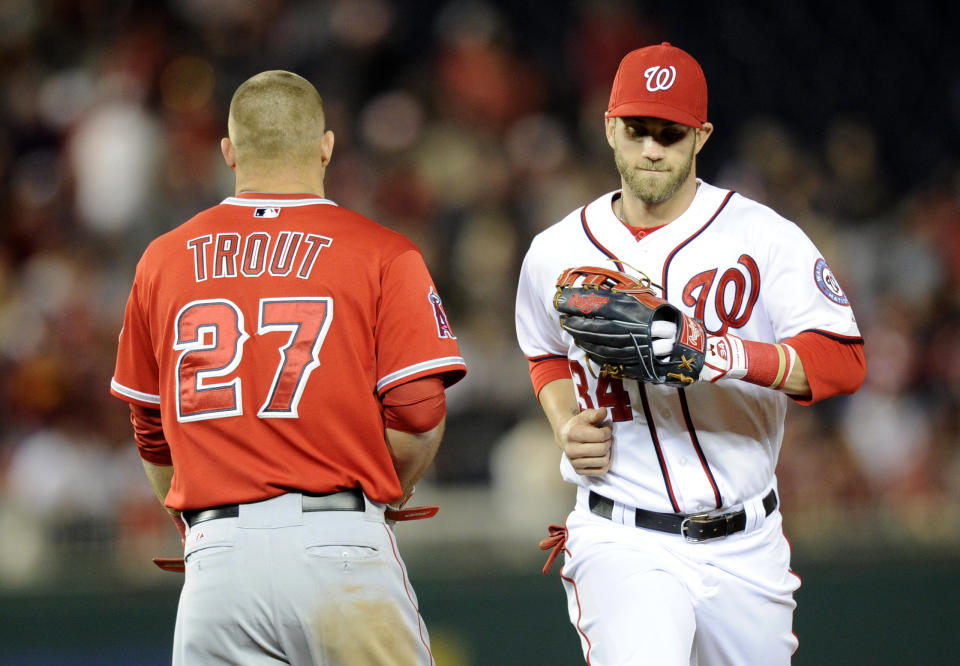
[174,297,332,422]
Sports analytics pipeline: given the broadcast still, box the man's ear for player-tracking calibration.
[605,117,618,150]
[319,130,335,167]
[694,122,714,155]
[221,137,237,171]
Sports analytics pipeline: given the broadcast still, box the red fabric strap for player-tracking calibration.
[152,557,185,573]
[539,524,569,574]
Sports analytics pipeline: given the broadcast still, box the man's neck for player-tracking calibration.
[234,171,324,198]
[619,177,699,229]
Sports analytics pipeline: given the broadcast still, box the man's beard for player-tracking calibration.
[615,141,695,206]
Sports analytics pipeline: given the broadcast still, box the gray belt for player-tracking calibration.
[182,488,364,527]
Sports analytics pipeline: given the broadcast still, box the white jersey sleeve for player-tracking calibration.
[516,244,563,360]
[755,210,860,342]
[515,209,586,361]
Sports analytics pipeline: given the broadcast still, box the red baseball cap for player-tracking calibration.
[606,42,708,128]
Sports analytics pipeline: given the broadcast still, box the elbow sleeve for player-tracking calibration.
[785,331,866,404]
[382,376,446,433]
[129,403,172,465]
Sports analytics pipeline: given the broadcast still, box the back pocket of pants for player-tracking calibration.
[184,540,237,567]
[306,545,379,560]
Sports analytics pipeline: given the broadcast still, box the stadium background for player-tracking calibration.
[0,1,957,663]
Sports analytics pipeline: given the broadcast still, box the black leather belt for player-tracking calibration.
[588,489,778,542]
[182,488,365,527]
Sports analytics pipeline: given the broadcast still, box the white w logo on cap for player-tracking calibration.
[643,65,676,92]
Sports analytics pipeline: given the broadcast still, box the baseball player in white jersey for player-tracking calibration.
[515,43,865,665]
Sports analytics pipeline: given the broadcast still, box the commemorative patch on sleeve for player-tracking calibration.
[813,258,849,306]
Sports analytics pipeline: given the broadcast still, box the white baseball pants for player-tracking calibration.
[559,494,800,665]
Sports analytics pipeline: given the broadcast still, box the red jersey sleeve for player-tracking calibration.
[784,330,866,405]
[111,273,162,407]
[375,249,466,394]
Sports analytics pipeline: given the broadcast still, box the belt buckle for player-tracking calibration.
[680,513,724,543]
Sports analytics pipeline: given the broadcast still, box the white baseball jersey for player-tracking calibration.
[516,180,861,514]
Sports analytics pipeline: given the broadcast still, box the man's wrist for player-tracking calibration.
[741,340,797,389]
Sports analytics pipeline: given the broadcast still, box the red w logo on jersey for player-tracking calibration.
[428,287,456,339]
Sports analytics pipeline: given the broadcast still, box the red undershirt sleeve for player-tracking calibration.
[528,356,572,400]
[129,403,172,465]
[783,330,866,405]
[382,376,446,433]
[522,334,864,407]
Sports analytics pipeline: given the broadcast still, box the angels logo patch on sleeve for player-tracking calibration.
[428,286,456,338]
[813,258,850,306]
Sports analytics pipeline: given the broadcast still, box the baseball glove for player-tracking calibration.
[554,266,707,386]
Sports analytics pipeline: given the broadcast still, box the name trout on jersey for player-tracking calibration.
[187,231,333,282]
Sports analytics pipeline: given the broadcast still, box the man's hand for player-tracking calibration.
[651,322,748,383]
[168,511,187,546]
[558,407,612,475]
[384,421,445,499]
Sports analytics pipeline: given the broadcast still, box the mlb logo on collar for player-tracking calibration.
[254,207,281,218]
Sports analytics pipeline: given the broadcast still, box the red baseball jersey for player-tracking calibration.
[111,193,466,510]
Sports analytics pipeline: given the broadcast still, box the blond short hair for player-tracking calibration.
[227,70,326,165]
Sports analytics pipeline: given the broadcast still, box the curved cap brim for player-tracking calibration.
[605,101,704,128]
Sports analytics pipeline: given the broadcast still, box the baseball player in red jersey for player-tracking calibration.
[516,43,866,664]
[111,70,466,665]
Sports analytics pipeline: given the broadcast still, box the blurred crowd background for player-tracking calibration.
[1,0,959,592]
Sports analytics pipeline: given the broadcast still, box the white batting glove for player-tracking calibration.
[651,320,677,357]
[700,332,748,383]
[650,321,748,383]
